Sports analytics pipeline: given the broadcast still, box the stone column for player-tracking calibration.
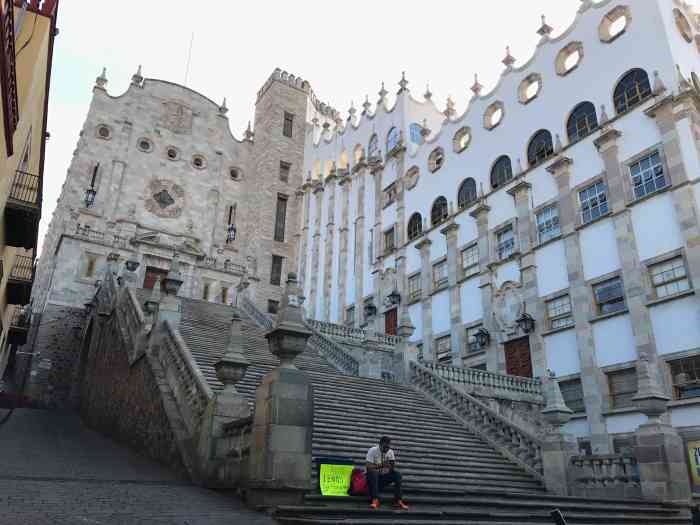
[470,202,498,371]
[416,237,433,362]
[248,273,314,506]
[158,255,184,326]
[394,308,417,384]
[547,157,610,453]
[440,221,463,365]
[370,160,384,276]
[353,162,368,328]
[308,184,324,319]
[595,128,661,367]
[323,173,337,321]
[298,184,312,288]
[337,172,352,321]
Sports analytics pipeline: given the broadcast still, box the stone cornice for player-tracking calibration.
[546,156,573,175]
[440,222,459,236]
[415,237,432,250]
[469,203,491,218]
[594,127,622,151]
[338,175,352,186]
[506,180,532,197]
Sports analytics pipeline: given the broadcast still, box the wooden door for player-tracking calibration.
[143,266,168,289]
[504,337,533,378]
[384,308,398,336]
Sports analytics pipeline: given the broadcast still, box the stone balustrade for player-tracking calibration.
[118,288,148,363]
[410,361,544,480]
[239,295,273,330]
[308,333,359,376]
[423,362,543,399]
[569,454,641,499]
[306,318,401,347]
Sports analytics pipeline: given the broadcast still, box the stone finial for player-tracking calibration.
[424,83,433,100]
[378,82,388,102]
[537,14,553,39]
[632,357,670,423]
[214,310,250,394]
[398,71,409,94]
[122,258,140,288]
[578,0,593,13]
[219,97,228,115]
[423,217,429,231]
[555,134,563,153]
[322,121,330,131]
[107,252,120,274]
[443,96,456,119]
[265,273,312,369]
[163,254,183,296]
[516,158,524,175]
[347,101,357,122]
[599,104,609,126]
[448,201,455,215]
[244,121,254,142]
[131,64,143,86]
[95,67,108,89]
[652,70,667,96]
[334,112,343,128]
[677,64,692,92]
[362,95,371,115]
[502,46,516,69]
[541,371,573,428]
[397,307,415,339]
[311,116,319,128]
[471,74,483,96]
[145,276,162,314]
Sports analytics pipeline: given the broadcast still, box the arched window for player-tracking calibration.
[428,147,445,172]
[567,102,598,143]
[353,145,365,164]
[453,127,471,153]
[386,127,401,152]
[431,196,448,226]
[368,134,380,159]
[491,156,513,189]
[457,178,477,210]
[407,213,423,241]
[614,69,652,114]
[527,130,554,167]
[409,123,424,145]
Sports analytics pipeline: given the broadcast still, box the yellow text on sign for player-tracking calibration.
[688,439,700,487]
[319,464,354,496]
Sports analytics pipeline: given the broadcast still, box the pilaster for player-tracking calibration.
[337,174,351,322]
[308,184,324,318]
[371,161,384,277]
[416,237,433,362]
[323,175,336,321]
[354,166,367,328]
[440,221,463,365]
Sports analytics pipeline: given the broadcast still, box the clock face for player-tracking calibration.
[144,179,185,218]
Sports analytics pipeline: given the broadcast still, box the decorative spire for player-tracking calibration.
[502,46,516,69]
[378,82,388,102]
[398,71,409,94]
[652,70,667,96]
[537,14,553,39]
[578,0,593,13]
[218,97,228,115]
[95,67,108,89]
[516,158,524,174]
[471,74,483,96]
[599,104,609,126]
[424,83,433,100]
[443,96,456,119]
[244,121,254,142]
[555,134,563,153]
[311,116,319,127]
[677,64,692,92]
[420,118,431,138]
[362,95,371,115]
[347,101,357,122]
[334,112,343,128]
[131,64,143,86]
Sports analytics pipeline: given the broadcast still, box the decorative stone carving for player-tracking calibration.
[144,179,185,218]
[159,100,193,134]
[493,281,525,338]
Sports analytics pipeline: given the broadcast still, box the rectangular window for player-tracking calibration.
[279,161,291,182]
[345,306,355,326]
[270,255,283,286]
[465,324,483,354]
[593,277,626,315]
[560,378,585,413]
[630,151,666,200]
[497,227,515,260]
[220,286,229,304]
[84,254,98,278]
[202,282,211,301]
[536,205,560,244]
[546,294,574,330]
[650,256,689,299]
[461,244,479,278]
[579,181,609,225]
[608,368,638,410]
[383,227,395,253]
[433,260,448,288]
[283,112,294,138]
[407,274,421,302]
[267,300,279,314]
[274,195,288,242]
[435,336,451,364]
[669,355,700,400]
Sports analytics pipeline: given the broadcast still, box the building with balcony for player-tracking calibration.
[0,0,58,384]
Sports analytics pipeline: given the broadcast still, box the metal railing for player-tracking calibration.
[9,255,32,281]
[8,170,39,205]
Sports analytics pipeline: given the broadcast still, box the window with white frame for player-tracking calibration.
[650,256,689,299]
[593,277,626,315]
[407,274,421,302]
[536,205,560,243]
[435,336,452,364]
[546,294,574,330]
[630,151,666,200]
[465,324,483,354]
[433,260,448,288]
[669,355,700,400]
[497,226,515,260]
[579,181,609,225]
[461,244,479,278]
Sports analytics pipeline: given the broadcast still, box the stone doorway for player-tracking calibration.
[384,308,397,336]
[504,337,533,378]
[143,266,168,289]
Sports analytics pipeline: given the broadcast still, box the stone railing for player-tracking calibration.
[569,454,641,499]
[306,319,401,348]
[308,332,360,377]
[75,223,105,242]
[220,415,254,470]
[422,362,543,399]
[239,295,273,331]
[118,288,149,364]
[410,361,543,480]
[155,321,213,436]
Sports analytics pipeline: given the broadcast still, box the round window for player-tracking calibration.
[674,8,693,43]
[192,155,206,169]
[230,167,241,180]
[137,138,152,152]
[555,42,584,76]
[97,125,111,139]
[166,147,179,160]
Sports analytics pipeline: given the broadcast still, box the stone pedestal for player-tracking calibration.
[635,422,690,503]
[541,373,576,496]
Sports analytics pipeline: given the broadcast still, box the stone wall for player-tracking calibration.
[78,314,185,475]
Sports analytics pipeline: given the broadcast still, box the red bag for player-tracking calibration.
[348,468,368,496]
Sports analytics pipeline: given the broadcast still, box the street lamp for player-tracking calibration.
[84,187,97,208]
[384,288,401,307]
[226,223,237,243]
[516,312,536,334]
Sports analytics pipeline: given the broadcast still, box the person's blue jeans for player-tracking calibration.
[365,469,402,501]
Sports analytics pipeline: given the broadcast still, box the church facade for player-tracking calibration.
[298,0,700,453]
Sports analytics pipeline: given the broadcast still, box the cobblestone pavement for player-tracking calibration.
[0,408,275,525]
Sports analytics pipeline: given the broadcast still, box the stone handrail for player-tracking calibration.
[306,325,360,377]
[570,454,640,494]
[410,361,543,480]
[118,288,149,364]
[306,319,401,347]
[422,362,543,400]
[239,295,273,331]
[155,320,214,435]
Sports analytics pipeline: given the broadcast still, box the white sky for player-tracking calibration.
[40,0,586,253]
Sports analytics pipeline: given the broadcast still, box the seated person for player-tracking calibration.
[365,436,408,510]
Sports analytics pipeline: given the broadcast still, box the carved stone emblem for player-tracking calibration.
[159,100,193,134]
[493,281,524,337]
[144,179,185,218]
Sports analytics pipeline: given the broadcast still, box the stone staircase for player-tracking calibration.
[175,298,692,524]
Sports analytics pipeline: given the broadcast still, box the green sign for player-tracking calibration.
[319,463,354,496]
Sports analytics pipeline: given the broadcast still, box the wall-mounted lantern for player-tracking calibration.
[475,327,491,349]
[516,312,536,334]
